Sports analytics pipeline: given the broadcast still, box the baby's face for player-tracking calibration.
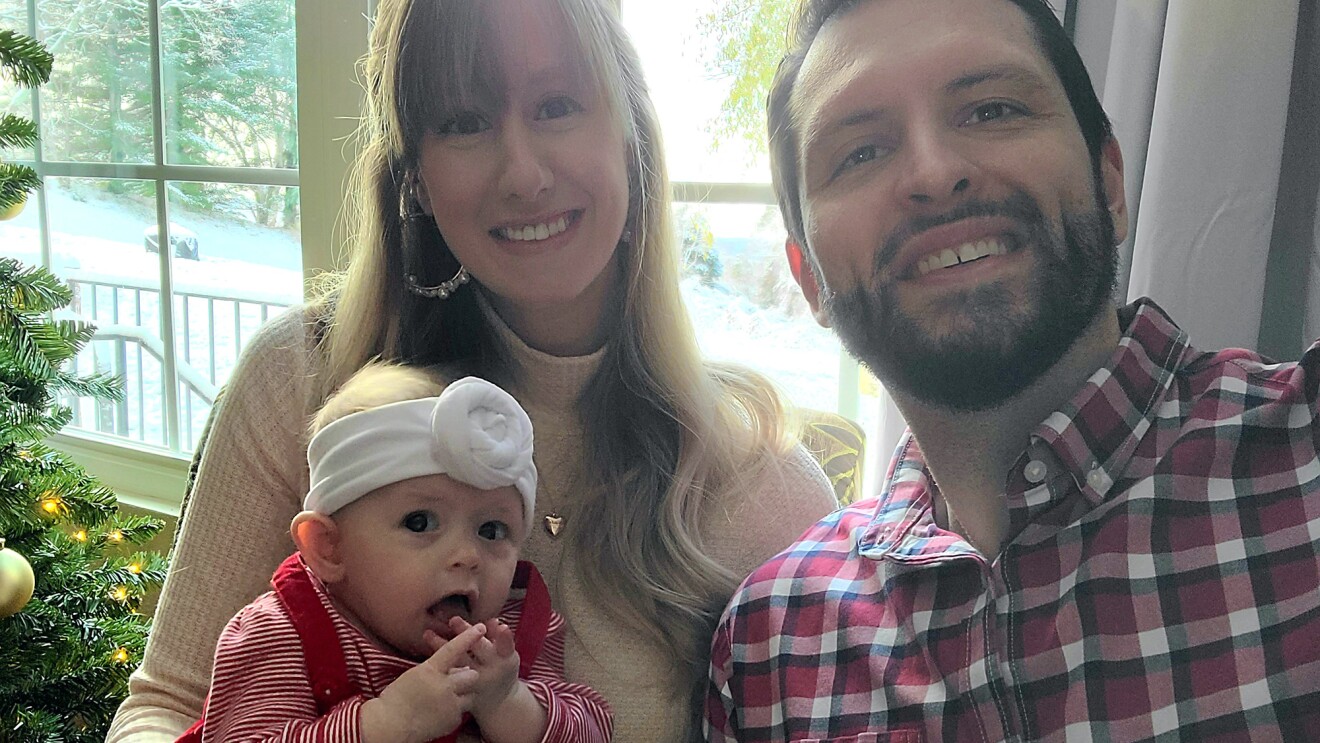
[328,474,525,660]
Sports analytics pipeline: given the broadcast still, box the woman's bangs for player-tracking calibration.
[395,0,503,150]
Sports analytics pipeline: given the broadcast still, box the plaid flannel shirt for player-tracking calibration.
[706,299,1320,742]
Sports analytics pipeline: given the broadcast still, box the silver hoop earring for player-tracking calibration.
[400,178,428,220]
[406,266,470,299]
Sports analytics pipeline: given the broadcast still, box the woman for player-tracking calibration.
[108,0,837,740]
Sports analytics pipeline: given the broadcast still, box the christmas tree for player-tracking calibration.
[0,257,169,740]
[0,27,49,219]
[2,26,169,742]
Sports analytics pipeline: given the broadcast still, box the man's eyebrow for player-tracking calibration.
[801,106,888,156]
[946,64,1051,94]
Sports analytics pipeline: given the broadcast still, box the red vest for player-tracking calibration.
[177,554,552,742]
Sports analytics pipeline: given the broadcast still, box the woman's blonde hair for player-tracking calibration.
[309,0,793,730]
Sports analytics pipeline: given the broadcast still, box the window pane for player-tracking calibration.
[161,0,299,168]
[676,202,844,412]
[37,0,153,163]
[0,186,41,261]
[622,0,795,183]
[166,181,301,449]
[43,177,167,446]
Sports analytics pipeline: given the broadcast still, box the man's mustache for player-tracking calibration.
[874,191,1047,275]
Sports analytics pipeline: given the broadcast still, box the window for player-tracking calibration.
[621,0,882,437]
[1,0,364,512]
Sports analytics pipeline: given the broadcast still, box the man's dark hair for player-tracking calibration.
[768,0,1113,246]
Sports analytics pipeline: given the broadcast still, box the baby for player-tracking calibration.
[180,363,612,742]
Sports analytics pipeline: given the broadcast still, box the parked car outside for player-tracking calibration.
[143,223,200,261]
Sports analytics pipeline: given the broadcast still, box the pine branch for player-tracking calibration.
[0,113,38,151]
[0,30,54,89]
[0,162,40,211]
[0,259,73,314]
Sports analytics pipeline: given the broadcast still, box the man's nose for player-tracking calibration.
[897,127,978,207]
[497,123,553,203]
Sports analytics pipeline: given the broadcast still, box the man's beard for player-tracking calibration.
[820,178,1118,413]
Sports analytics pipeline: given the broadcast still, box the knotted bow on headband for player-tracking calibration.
[305,377,537,532]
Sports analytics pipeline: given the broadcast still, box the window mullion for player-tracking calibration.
[146,0,181,451]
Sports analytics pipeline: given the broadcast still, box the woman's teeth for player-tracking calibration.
[916,239,1010,276]
[499,215,570,242]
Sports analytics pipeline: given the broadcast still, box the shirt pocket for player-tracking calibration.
[803,732,923,743]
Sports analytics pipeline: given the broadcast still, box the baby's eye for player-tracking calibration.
[964,101,1026,125]
[537,96,583,120]
[402,511,440,533]
[477,520,510,541]
[436,111,490,136]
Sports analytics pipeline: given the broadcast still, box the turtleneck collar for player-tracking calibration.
[477,291,606,415]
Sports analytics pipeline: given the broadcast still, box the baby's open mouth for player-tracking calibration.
[429,594,472,626]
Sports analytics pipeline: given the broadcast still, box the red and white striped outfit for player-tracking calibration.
[189,554,611,742]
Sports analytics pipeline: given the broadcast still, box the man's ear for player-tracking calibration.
[290,511,346,583]
[1099,136,1128,245]
[786,238,831,328]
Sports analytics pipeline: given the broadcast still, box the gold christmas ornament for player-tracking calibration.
[0,193,27,222]
[0,539,36,619]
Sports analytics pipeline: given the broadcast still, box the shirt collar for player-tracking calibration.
[860,298,1190,560]
[1033,298,1189,507]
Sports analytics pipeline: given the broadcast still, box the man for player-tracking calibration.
[705,0,1320,741]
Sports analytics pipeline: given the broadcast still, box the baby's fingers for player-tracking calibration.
[424,623,486,671]
[489,618,516,658]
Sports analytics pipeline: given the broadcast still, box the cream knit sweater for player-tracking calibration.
[107,307,837,742]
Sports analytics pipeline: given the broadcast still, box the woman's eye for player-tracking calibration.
[966,101,1025,124]
[436,111,490,136]
[402,511,440,533]
[537,96,582,120]
[477,521,510,541]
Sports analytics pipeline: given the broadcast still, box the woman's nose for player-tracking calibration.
[497,123,553,202]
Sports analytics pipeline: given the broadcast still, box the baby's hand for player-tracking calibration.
[448,616,521,717]
[361,623,486,743]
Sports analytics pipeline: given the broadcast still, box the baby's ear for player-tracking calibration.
[290,511,345,583]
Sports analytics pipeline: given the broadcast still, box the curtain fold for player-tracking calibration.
[1121,0,1300,352]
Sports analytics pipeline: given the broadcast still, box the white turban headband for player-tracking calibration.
[305,376,537,533]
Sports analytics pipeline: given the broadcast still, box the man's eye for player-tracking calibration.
[537,96,582,120]
[402,511,439,533]
[834,144,879,177]
[477,521,510,541]
[966,101,1025,124]
[436,111,490,136]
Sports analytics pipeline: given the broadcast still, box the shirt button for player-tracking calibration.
[1024,459,1048,484]
[1086,468,1106,489]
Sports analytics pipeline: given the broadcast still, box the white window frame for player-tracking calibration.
[34,0,369,515]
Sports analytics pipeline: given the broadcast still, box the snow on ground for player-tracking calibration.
[2,186,878,453]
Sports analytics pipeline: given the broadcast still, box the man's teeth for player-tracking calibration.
[916,239,1009,276]
[500,215,570,242]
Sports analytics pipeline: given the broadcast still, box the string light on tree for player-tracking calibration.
[107,529,124,543]
[39,492,65,516]
[111,648,130,664]
[110,585,130,603]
